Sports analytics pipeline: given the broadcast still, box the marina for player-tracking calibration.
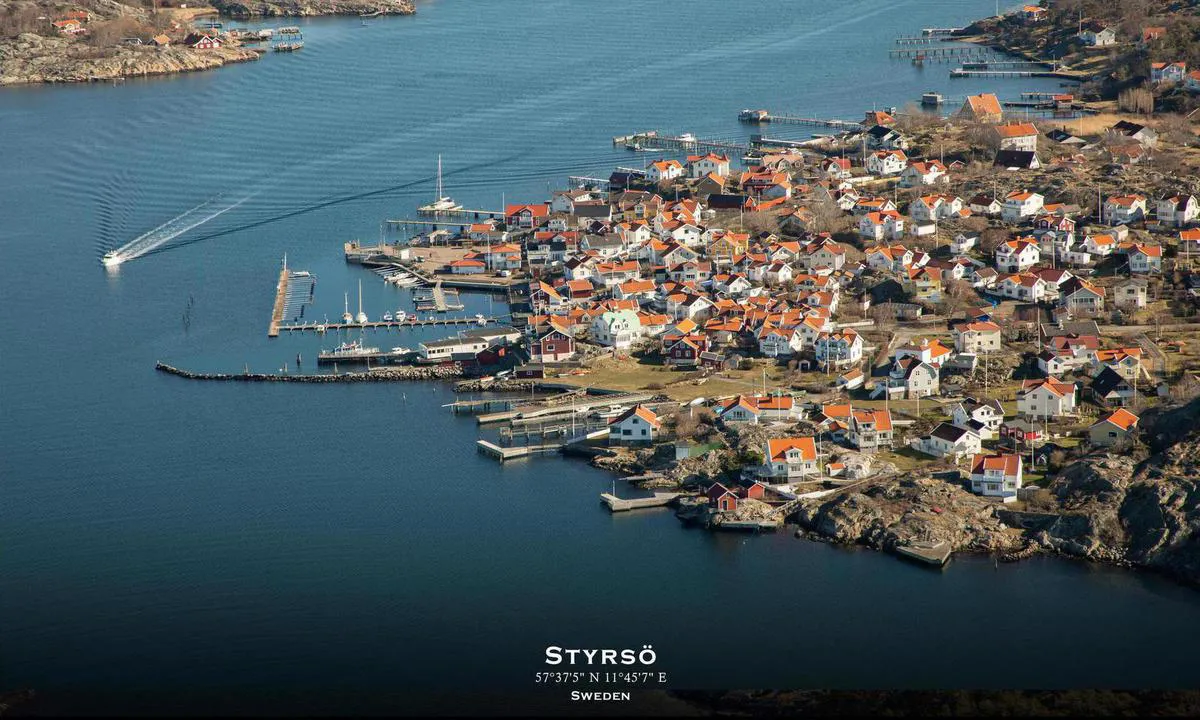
[274,314,508,334]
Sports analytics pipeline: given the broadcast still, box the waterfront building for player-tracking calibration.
[608,405,661,445]
[968,453,1023,502]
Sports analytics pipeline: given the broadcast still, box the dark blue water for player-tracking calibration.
[3,0,1199,714]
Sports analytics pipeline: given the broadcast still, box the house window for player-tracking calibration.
[623,429,632,436]
[641,429,647,436]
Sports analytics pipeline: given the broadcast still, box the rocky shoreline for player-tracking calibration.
[0,33,262,86]
[210,0,415,18]
[155,361,462,382]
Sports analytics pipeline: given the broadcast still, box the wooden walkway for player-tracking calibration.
[741,113,862,130]
[267,266,289,338]
[476,440,562,461]
[274,315,507,334]
[613,131,749,155]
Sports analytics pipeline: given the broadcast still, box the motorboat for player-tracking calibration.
[101,252,122,267]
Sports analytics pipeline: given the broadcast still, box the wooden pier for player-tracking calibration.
[275,315,507,334]
[889,46,990,58]
[612,131,749,155]
[414,207,504,220]
[414,282,464,312]
[894,540,952,567]
[740,113,862,130]
[476,391,659,425]
[267,265,289,338]
[600,492,681,513]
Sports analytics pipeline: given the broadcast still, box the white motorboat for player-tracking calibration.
[101,252,122,267]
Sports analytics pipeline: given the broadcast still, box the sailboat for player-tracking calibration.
[342,292,353,324]
[418,155,462,214]
[355,279,368,324]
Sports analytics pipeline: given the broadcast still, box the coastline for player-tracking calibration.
[0,0,415,87]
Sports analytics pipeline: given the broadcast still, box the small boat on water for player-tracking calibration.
[390,346,412,355]
[396,310,408,322]
[101,251,122,267]
[382,312,394,322]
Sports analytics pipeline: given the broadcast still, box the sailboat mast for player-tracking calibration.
[436,154,443,201]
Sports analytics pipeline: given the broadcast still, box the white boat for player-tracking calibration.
[396,310,408,322]
[355,279,368,324]
[390,346,412,355]
[383,312,394,321]
[101,252,122,267]
[679,132,696,142]
[342,292,353,324]
[475,313,487,325]
[417,155,463,213]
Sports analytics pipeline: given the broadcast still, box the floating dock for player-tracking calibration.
[612,131,749,155]
[894,540,952,567]
[600,492,681,513]
[739,112,862,130]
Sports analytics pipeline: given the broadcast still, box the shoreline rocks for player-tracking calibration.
[155,361,462,382]
[210,0,415,18]
[0,33,262,86]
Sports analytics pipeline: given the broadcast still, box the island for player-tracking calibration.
[0,0,415,85]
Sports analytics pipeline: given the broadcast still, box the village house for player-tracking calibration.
[187,33,223,49]
[858,210,905,242]
[849,408,893,450]
[1088,408,1140,447]
[883,356,940,399]
[1078,22,1117,46]
[1091,367,1137,407]
[951,232,979,254]
[1127,243,1162,274]
[865,150,907,176]
[717,395,763,425]
[903,265,943,302]
[899,160,950,189]
[1151,61,1187,83]
[506,203,550,229]
[913,423,982,460]
[590,309,643,349]
[819,157,853,180]
[1002,190,1045,223]
[608,405,661,445]
[1104,194,1148,226]
[957,93,1004,123]
[687,153,731,178]
[995,272,1048,302]
[952,320,1002,353]
[1060,277,1105,315]
[1114,278,1148,308]
[813,328,864,369]
[993,122,1039,152]
[530,327,577,363]
[995,238,1041,272]
[1109,120,1158,148]
[994,150,1042,170]
[865,124,908,151]
[968,453,1023,502]
[646,159,684,183]
[51,18,85,34]
[763,437,819,479]
[1017,377,1077,418]
[951,398,1005,440]
[1158,194,1198,227]
[968,194,1003,216]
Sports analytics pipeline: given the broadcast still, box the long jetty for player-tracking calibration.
[476,391,659,425]
[155,362,464,382]
[268,266,289,338]
[740,112,862,130]
[612,131,749,155]
[274,315,508,334]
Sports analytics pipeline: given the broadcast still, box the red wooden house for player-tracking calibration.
[531,328,576,363]
[706,482,739,512]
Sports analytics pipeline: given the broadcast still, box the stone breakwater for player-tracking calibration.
[156,361,462,382]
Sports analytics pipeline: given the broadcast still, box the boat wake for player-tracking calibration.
[101,193,253,267]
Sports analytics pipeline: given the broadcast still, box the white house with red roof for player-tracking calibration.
[849,408,893,450]
[992,122,1039,152]
[1127,243,1162,274]
[1104,194,1148,225]
[995,238,1041,272]
[969,453,1023,502]
[647,159,684,183]
[1002,190,1045,223]
[687,153,730,178]
[608,405,661,445]
[898,159,948,188]
[858,210,905,242]
[762,437,818,479]
[1017,378,1077,417]
[995,272,1048,301]
[865,150,908,176]
[814,329,863,369]
[506,203,550,229]
[1157,194,1198,226]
